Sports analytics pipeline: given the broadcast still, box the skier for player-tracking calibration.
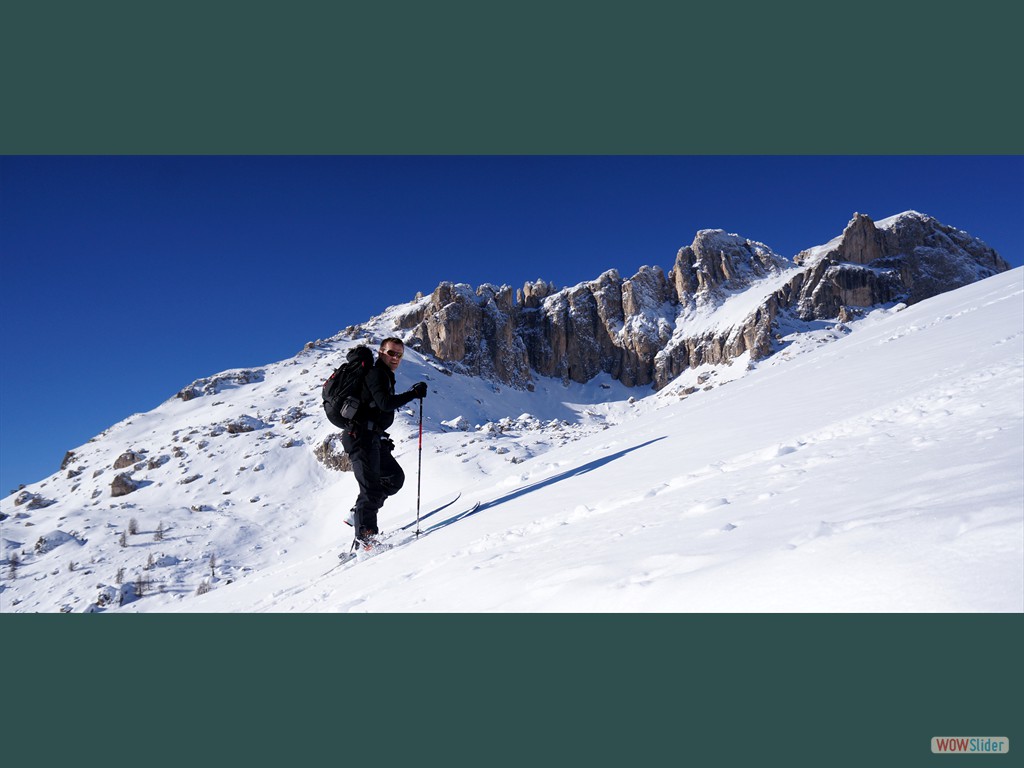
[342,337,427,548]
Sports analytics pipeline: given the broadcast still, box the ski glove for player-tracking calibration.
[410,382,428,399]
[381,436,395,452]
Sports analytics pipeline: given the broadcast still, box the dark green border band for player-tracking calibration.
[2,3,1022,154]
[4,615,1021,766]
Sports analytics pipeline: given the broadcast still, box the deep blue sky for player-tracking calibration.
[2,155,1021,494]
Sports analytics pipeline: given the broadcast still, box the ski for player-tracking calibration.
[320,548,358,576]
[320,529,403,576]
[417,501,482,537]
[399,492,462,531]
[320,536,391,575]
[320,498,480,576]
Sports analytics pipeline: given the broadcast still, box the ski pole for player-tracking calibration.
[416,396,423,538]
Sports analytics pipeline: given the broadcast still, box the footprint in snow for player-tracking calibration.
[644,483,670,498]
[685,498,730,515]
[760,442,804,461]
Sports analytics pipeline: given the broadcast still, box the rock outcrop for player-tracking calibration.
[786,211,1009,321]
[110,473,139,497]
[176,369,265,401]
[314,434,353,472]
[669,229,789,299]
[113,450,145,470]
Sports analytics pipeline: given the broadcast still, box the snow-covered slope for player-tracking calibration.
[2,269,1021,613]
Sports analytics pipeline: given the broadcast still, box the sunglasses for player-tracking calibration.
[382,349,404,359]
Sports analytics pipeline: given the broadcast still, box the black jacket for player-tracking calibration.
[359,357,416,432]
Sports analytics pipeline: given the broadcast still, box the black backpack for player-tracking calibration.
[322,346,375,429]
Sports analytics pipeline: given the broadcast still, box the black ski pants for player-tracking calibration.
[341,430,405,537]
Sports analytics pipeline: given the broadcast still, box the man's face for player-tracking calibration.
[380,342,404,372]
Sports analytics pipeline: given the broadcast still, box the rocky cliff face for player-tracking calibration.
[791,211,1008,318]
[387,212,1009,391]
[669,229,789,298]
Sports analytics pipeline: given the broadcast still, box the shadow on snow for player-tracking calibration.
[423,436,667,535]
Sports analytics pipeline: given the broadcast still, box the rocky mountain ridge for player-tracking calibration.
[366,212,1007,390]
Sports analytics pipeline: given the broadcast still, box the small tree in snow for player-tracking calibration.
[115,566,124,584]
[119,530,127,548]
[128,517,139,535]
[154,522,164,541]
